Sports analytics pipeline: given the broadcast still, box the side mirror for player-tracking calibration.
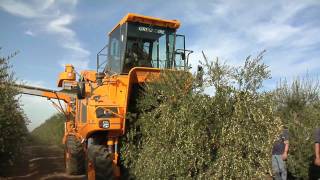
[181,52,186,60]
[77,80,86,99]
[96,72,105,86]
[196,65,204,87]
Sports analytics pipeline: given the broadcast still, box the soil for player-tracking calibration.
[0,144,86,180]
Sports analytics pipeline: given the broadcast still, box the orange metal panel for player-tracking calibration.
[109,13,180,34]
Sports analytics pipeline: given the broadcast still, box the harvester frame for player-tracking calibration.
[18,13,192,180]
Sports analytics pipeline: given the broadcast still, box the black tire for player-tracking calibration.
[120,165,132,180]
[65,136,85,175]
[87,144,114,180]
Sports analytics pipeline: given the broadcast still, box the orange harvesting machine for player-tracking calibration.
[18,13,192,179]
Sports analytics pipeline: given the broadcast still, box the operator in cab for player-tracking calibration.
[123,41,152,72]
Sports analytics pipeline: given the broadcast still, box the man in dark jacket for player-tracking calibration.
[272,129,289,180]
[310,128,320,179]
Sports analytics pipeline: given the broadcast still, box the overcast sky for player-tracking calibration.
[0,0,319,130]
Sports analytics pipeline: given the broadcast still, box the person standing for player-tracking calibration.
[272,129,289,180]
[314,128,320,166]
[310,128,320,179]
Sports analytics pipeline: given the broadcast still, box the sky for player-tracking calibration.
[0,0,319,130]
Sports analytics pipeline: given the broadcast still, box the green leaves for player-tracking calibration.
[122,71,213,179]
[121,52,280,179]
[31,114,65,146]
[211,92,280,179]
[0,49,28,174]
[275,77,320,178]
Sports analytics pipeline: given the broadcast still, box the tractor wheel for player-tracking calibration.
[87,144,114,180]
[65,136,85,175]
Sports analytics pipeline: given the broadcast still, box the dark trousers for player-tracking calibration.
[309,163,320,180]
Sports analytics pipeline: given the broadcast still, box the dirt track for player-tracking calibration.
[1,144,86,180]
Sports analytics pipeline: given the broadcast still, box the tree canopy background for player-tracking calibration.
[0,49,28,175]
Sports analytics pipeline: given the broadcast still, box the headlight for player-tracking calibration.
[99,120,110,129]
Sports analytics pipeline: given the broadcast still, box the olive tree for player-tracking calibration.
[0,49,28,174]
[121,51,281,179]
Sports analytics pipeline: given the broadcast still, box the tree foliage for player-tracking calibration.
[274,77,320,178]
[0,49,28,171]
[31,113,65,145]
[121,52,281,179]
[200,52,280,179]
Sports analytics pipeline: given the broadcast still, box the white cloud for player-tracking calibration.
[139,0,319,84]
[250,23,300,46]
[0,0,61,18]
[289,26,320,48]
[270,56,320,78]
[0,0,88,130]
[2,0,320,88]
[170,0,320,81]
[25,30,36,36]
[46,14,90,69]
[63,41,89,55]
[47,14,75,37]
[0,0,90,70]
[0,0,39,18]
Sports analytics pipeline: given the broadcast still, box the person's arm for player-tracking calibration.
[314,128,320,166]
[315,143,320,166]
[282,140,289,160]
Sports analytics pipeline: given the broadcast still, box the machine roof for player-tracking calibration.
[109,13,181,35]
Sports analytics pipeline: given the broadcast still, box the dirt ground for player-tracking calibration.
[0,144,86,180]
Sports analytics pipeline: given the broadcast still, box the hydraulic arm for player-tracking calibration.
[16,84,73,103]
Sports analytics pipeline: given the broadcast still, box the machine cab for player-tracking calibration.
[101,13,188,74]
